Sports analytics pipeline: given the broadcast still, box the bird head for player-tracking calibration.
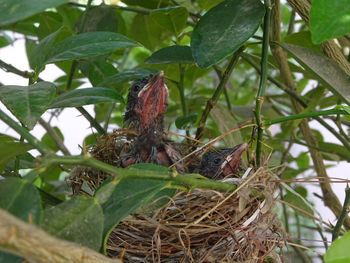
[198,143,247,179]
[123,71,168,133]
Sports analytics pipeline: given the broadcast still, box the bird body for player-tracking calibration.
[121,71,186,171]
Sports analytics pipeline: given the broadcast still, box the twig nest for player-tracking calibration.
[67,130,136,195]
[107,168,284,262]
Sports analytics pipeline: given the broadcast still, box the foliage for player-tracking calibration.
[0,0,350,261]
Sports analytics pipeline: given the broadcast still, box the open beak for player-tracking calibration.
[221,143,247,176]
[134,71,169,131]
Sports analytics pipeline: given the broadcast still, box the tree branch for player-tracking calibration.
[254,0,271,166]
[42,155,237,192]
[0,209,121,263]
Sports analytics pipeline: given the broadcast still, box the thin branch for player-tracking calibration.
[254,0,271,166]
[177,64,187,117]
[264,109,349,126]
[213,65,233,113]
[38,118,71,156]
[0,209,121,263]
[42,155,237,192]
[287,10,296,34]
[332,186,350,241]
[195,47,244,140]
[0,59,43,82]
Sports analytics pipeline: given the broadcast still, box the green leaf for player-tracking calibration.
[325,231,350,263]
[150,6,188,36]
[41,127,64,152]
[0,253,23,263]
[145,45,195,64]
[49,87,124,108]
[45,32,139,64]
[279,43,350,106]
[95,172,173,251]
[0,177,42,224]
[75,4,118,33]
[0,142,33,171]
[130,14,163,51]
[191,0,265,68]
[78,59,118,86]
[283,31,322,53]
[0,82,56,129]
[310,0,350,44]
[29,28,63,70]
[175,114,198,129]
[0,33,12,48]
[99,68,158,88]
[197,0,224,10]
[42,196,104,251]
[0,0,69,26]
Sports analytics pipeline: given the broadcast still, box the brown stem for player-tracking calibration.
[0,209,121,263]
[270,0,350,230]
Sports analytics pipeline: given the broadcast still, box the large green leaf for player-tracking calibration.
[150,6,188,36]
[0,82,56,129]
[49,87,124,108]
[0,142,33,171]
[45,32,139,64]
[0,177,42,224]
[175,114,198,129]
[0,0,68,26]
[42,196,104,251]
[130,14,163,51]
[310,0,350,44]
[145,45,195,64]
[191,0,265,68]
[325,231,350,263]
[94,166,173,251]
[279,43,350,106]
[29,28,63,70]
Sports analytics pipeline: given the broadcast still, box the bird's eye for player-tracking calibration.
[133,85,141,92]
[213,158,221,165]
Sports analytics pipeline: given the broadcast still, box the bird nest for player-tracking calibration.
[107,169,284,263]
[67,132,285,262]
[68,129,137,194]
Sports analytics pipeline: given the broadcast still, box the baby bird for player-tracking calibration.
[198,143,247,180]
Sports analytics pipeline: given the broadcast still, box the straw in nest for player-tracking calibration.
[106,168,285,263]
